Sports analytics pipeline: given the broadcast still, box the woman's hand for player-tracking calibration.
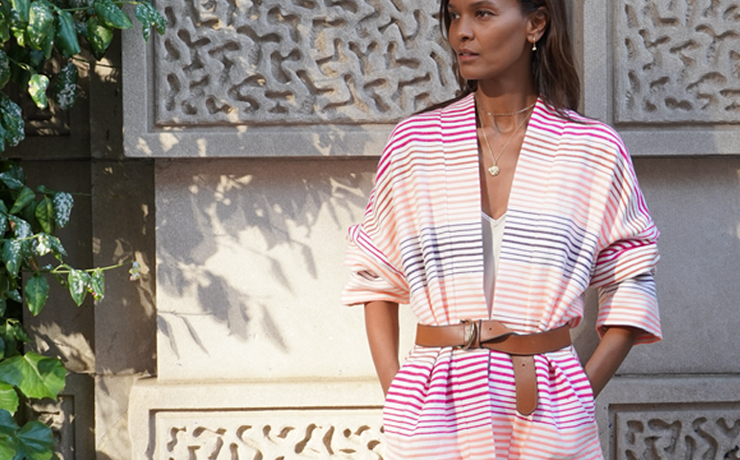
[364,301,400,396]
[583,325,641,398]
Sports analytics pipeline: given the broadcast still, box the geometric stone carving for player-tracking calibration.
[614,405,740,460]
[615,0,740,123]
[154,0,456,127]
[154,410,384,459]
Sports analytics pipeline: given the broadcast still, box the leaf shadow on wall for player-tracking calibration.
[155,153,376,360]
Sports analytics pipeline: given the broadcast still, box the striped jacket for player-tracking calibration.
[342,94,660,459]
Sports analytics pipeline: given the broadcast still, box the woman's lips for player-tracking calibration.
[458,51,479,63]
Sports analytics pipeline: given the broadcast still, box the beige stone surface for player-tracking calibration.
[621,157,740,374]
[595,375,740,458]
[129,378,384,460]
[155,158,418,381]
[97,375,141,460]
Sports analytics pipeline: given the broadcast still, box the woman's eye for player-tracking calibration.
[449,11,460,19]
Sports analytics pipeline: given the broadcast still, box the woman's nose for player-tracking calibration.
[453,18,473,42]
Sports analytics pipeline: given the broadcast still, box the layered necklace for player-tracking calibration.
[477,100,536,176]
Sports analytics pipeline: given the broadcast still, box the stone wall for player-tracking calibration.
[11,0,740,459]
[121,0,740,459]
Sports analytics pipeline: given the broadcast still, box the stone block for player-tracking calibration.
[23,160,95,374]
[582,0,740,155]
[28,373,95,460]
[129,378,384,460]
[154,158,418,381]
[617,157,740,375]
[596,376,740,459]
[96,375,141,460]
[122,0,458,157]
[92,159,156,375]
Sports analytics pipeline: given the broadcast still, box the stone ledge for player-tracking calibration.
[129,378,385,459]
[596,375,740,459]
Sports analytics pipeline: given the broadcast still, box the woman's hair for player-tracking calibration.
[437,0,580,114]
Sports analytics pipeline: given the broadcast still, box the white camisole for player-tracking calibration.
[482,212,506,317]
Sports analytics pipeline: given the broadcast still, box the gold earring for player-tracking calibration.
[532,41,537,51]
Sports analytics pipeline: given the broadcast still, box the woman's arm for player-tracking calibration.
[583,325,641,398]
[364,301,400,396]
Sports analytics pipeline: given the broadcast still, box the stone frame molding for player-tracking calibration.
[583,0,740,156]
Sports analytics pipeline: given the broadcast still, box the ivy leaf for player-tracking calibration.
[9,187,34,215]
[0,410,19,460]
[86,15,113,60]
[6,290,21,304]
[0,8,10,43]
[0,383,18,415]
[10,9,28,49]
[27,73,49,110]
[15,421,54,460]
[34,196,53,234]
[54,10,80,57]
[0,352,66,399]
[0,173,23,191]
[11,0,30,23]
[0,95,24,149]
[67,268,90,306]
[53,61,77,110]
[9,323,30,344]
[93,0,132,30]
[27,0,54,51]
[47,235,66,260]
[0,50,9,89]
[24,274,49,316]
[52,192,72,228]
[135,1,165,42]
[0,212,7,235]
[34,234,51,257]
[35,185,54,194]
[2,240,22,278]
[9,216,31,239]
[0,122,6,153]
[89,268,104,300]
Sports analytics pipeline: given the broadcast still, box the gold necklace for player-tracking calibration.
[478,104,533,176]
[481,102,536,118]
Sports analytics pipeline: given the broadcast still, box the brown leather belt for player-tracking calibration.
[415,320,571,415]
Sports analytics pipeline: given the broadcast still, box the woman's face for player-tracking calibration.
[446,0,535,85]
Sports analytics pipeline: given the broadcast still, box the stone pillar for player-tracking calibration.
[580,0,740,457]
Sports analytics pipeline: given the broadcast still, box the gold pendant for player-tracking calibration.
[488,165,500,176]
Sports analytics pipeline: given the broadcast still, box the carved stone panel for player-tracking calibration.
[154,0,456,127]
[614,404,740,459]
[615,0,740,124]
[154,409,384,459]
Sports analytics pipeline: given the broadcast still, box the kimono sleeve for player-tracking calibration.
[341,145,410,307]
[590,139,661,345]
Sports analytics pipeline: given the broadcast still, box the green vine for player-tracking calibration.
[0,0,163,457]
[0,0,166,152]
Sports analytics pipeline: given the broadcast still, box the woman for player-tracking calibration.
[342,0,661,458]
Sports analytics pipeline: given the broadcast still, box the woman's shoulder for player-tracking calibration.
[392,94,474,133]
[537,102,629,158]
[551,105,624,144]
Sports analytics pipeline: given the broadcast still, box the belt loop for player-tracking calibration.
[475,319,482,348]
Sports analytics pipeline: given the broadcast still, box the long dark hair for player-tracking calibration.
[437,0,580,115]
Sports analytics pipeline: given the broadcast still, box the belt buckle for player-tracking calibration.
[456,319,477,350]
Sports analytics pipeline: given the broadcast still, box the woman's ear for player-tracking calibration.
[528,7,549,43]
